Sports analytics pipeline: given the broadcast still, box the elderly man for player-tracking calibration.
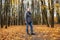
[25,8,35,35]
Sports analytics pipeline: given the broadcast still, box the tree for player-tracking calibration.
[56,1,60,23]
[0,0,4,28]
[18,0,21,25]
[41,0,45,25]
[21,0,24,25]
[50,0,54,27]
[41,0,49,27]
[7,0,10,26]
[4,0,10,28]
[31,0,35,24]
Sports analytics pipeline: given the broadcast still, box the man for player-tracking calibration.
[25,8,34,35]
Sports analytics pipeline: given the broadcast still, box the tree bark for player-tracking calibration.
[0,0,4,28]
[50,0,54,27]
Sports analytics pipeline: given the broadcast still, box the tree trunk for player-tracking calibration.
[0,0,4,28]
[31,0,34,24]
[4,0,10,28]
[50,0,54,27]
[41,0,45,25]
[21,0,24,25]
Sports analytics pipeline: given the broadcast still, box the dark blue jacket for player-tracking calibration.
[25,11,32,23]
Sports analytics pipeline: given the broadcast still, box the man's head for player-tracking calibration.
[27,7,30,11]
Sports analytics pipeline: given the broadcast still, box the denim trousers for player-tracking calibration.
[26,22,33,33]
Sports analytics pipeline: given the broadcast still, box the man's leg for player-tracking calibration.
[26,23,29,34]
[29,22,33,34]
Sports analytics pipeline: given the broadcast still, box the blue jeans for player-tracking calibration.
[26,22,33,34]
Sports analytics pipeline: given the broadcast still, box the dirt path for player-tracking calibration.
[0,24,60,40]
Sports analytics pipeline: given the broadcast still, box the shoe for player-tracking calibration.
[27,32,30,35]
[31,33,35,35]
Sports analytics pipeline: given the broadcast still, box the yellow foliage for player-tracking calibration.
[12,0,18,5]
[12,0,15,4]
[54,3,60,8]
[41,5,47,10]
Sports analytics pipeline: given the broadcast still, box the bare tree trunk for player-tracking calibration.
[4,0,10,28]
[37,1,41,24]
[0,0,4,28]
[7,0,10,26]
[41,0,49,27]
[50,0,54,27]
[41,0,45,25]
[18,0,21,25]
[43,8,49,27]
[56,1,60,24]
[21,0,24,25]
[31,0,35,24]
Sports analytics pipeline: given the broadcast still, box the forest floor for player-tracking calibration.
[0,24,60,40]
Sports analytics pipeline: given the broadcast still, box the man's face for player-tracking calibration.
[27,8,30,11]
